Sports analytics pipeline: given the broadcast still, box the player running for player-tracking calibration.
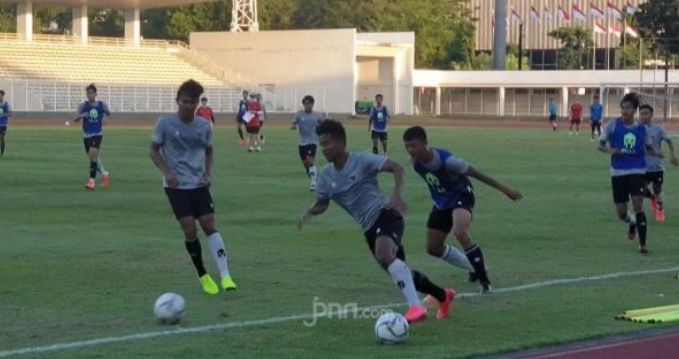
[548,97,558,131]
[0,90,13,156]
[149,79,237,295]
[590,95,604,141]
[402,126,523,293]
[569,99,583,135]
[73,84,111,190]
[298,120,455,323]
[236,90,249,145]
[245,94,264,152]
[368,94,390,155]
[196,96,216,126]
[290,95,323,191]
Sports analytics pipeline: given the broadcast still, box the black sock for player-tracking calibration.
[465,245,490,284]
[636,212,647,246]
[237,128,244,140]
[305,166,310,176]
[372,146,378,154]
[260,134,264,140]
[658,201,664,211]
[1,141,4,155]
[89,161,97,179]
[185,239,207,277]
[412,270,446,302]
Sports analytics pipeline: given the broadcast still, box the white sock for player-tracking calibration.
[441,245,474,271]
[309,165,317,185]
[97,159,106,174]
[207,232,231,278]
[626,212,637,225]
[386,259,421,307]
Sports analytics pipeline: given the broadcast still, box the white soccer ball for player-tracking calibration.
[374,312,410,344]
[153,293,185,324]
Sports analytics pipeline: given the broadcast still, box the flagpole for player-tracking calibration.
[606,7,610,70]
[622,13,627,68]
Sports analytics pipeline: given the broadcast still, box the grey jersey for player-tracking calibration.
[151,114,213,189]
[411,149,469,175]
[645,124,670,172]
[294,111,323,145]
[316,152,390,231]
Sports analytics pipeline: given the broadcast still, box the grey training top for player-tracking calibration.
[294,111,323,145]
[645,124,671,172]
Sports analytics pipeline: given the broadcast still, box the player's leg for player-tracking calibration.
[254,129,261,152]
[371,132,379,154]
[426,207,474,273]
[247,129,255,152]
[596,122,602,137]
[92,136,109,187]
[380,133,388,155]
[195,188,236,291]
[612,176,637,240]
[630,175,648,253]
[591,123,596,140]
[84,138,97,189]
[643,174,658,212]
[576,119,580,133]
[303,146,318,190]
[650,172,665,221]
[237,121,245,144]
[569,119,574,134]
[0,129,6,156]
[452,208,492,292]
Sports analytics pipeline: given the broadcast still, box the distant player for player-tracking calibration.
[290,95,323,191]
[256,93,266,145]
[195,96,215,126]
[590,95,604,141]
[236,90,249,145]
[548,97,558,131]
[403,126,523,293]
[0,90,12,156]
[569,99,583,135]
[299,120,455,323]
[73,84,111,190]
[598,92,655,254]
[245,94,264,152]
[149,79,237,295]
[368,94,390,155]
[639,104,678,222]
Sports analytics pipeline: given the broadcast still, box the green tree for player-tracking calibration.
[33,5,71,34]
[89,9,123,37]
[635,0,679,55]
[549,27,593,69]
[0,5,16,33]
[167,2,230,42]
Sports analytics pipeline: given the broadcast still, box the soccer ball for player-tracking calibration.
[153,293,185,324]
[374,312,410,344]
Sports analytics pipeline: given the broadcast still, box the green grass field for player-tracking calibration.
[1,124,678,358]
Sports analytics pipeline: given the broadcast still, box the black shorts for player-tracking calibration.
[164,186,215,220]
[611,174,646,203]
[645,171,664,188]
[83,135,103,153]
[549,114,557,122]
[371,131,388,141]
[298,144,317,161]
[426,192,475,233]
[0,125,6,135]
[364,209,406,261]
[591,122,602,130]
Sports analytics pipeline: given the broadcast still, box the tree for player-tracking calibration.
[635,0,679,56]
[0,5,16,33]
[549,27,593,69]
[89,9,123,37]
[167,2,230,42]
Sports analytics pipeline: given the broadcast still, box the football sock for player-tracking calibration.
[625,212,637,225]
[97,159,106,174]
[185,239,207,277]
[636,212,647,246]
[89,161,97,179]
[412,270,446,302]
[207,232,231,278]
[657,193,664,211]
[465,244,490,284]
[309,165,317,185]
[372,146,378,154]
[0,140,4,155]
[237,128,244,140]
[386,259,421,306]
[441,244,474,271]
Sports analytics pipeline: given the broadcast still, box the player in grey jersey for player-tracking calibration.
[290,95,323,191]
[150,79,237,295]
[639,104,678,222]
[298,120,455,324]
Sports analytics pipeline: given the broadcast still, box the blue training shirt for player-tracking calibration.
[370,106,389,133]
[591,103,603,122]
[78,101,109,138]
[237,99,248,120]
[0,102,10,126]
[601,118,647,176]
[412,148,474,209]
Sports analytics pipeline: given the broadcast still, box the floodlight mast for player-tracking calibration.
[230,0,259,32]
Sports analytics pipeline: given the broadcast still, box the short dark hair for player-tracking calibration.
[302,95,315,104]
[201,96,208,101]
[86,83,97,93]
[620,92,640,109]
[176,79,204,100]
[375,94,383,99]
[403,126,427,143]
[0,90,4,95]
[316,119,346,143]
[639,104,654,113]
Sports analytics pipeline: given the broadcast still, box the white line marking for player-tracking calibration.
[1,266,678,357]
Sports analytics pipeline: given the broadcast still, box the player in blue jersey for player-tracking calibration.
[590,95,604,141]
[403,126,523,293]
[598,92,656,254]
[368,94,390,155]
[548,97,558,131]
[73,84,111,190]
[236,90,249,145]
[299,120,455,323]
[0,90,13,156]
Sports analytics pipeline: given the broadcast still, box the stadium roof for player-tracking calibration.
[0,0,218,9]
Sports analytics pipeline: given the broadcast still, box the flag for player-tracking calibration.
[572,4,586,21]
[590,3,605,18]
[558,6,570,21]
[594,22,607,34]
[626,1,637,15]
[511,9,522,23]
[625,25,638,38]
[544,7,554,23]
[608,2,622,19]
[609,25,622,37]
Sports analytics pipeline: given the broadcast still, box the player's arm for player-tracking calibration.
[201,145,214,186]
[290,115,298,130]
[103,102,111,117]
[664,137,678,166]
[597,122,620,155]
[380,159,408,213]
[298,199,330,230]
[368,109,374,132]
[73,104,86,122]
[466,166,523,200]
[149,142,178,188]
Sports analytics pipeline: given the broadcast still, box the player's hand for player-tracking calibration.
[387,194,408,215]
[609,148,622,156]
[165,173,179,188]
[200,173,212,187]
[504,188,523,201]
[670,156,679,166]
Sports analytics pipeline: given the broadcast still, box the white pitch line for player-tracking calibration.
[1,266,678,358]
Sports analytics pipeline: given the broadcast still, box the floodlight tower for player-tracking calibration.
[230,0,259,32]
